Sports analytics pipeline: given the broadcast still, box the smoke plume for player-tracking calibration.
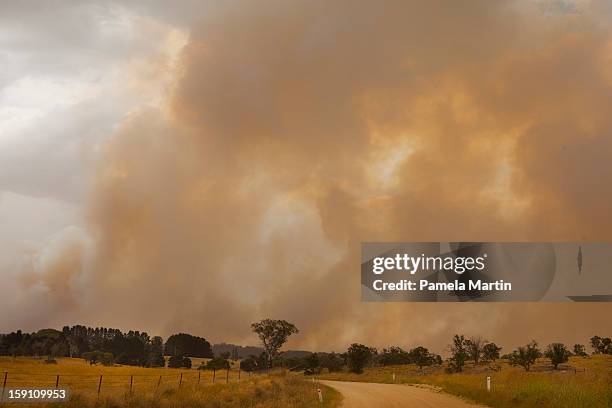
[11,0,612,352]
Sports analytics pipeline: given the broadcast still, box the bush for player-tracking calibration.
[183,357,192,369]
[149,352,165,367]
[573,344,588,357]
[509,341,541,371]
[82,351,114,366]
[203,356,230,370]
[167,355,191,368]
[239,356,259,372]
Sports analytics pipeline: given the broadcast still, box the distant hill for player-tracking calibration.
[212,343,312,359]
[280,350,312,359]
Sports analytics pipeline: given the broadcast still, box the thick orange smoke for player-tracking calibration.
[23,0,612,352]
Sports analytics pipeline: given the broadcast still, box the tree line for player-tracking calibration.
[331,334,611,375]
[1,321,609,375]
[238,321,611,376]
[0,326,213,367]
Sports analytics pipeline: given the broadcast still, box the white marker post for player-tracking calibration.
[486,376,491,392]
[392,372,396,381]
[317,388,323,403]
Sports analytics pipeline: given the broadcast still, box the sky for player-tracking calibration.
[0,0,611,354]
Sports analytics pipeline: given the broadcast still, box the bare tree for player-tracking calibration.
[466,336,486,365]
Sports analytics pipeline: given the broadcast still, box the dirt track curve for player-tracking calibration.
[320,380,485,408]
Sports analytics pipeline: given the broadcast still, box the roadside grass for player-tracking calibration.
[318,355,612,408]
[56,376,341,408]
[0,357,341,408]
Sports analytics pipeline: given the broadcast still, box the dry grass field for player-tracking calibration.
[318,355,612,408]
[0,357,341,407]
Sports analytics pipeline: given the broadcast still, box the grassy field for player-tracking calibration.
[0,357,341,407]
[318,355,612,408]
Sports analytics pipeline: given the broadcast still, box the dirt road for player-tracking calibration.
[320,380,484,408]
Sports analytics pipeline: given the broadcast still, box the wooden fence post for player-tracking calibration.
[179,373,183,389]
[97,375,103,399]
[55,374,60,389]
[198,370,201,385]
[155,375,162,393]
[238,369,241,380]
[1,372,7,402]
[226,368,229,383]
[212,369,216,383]
[129,375,133,396]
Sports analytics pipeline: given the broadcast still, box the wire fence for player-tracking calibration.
[0,368,258,400]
